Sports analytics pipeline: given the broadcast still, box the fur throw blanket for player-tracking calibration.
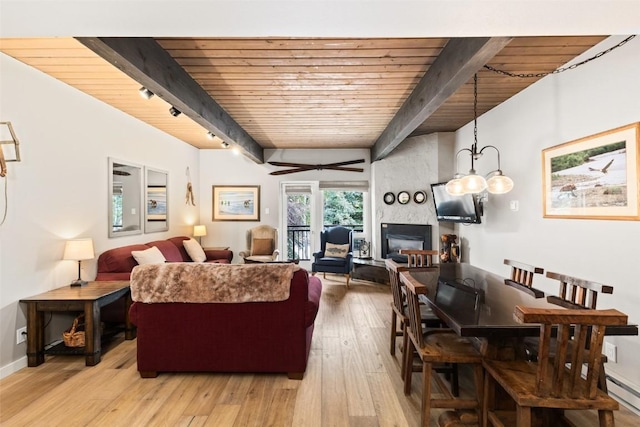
[130,263,297,303]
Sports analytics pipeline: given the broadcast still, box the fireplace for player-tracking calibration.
[380,223,432,262]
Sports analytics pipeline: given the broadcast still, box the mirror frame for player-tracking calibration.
[144,166,169,233]
[108,157,143,238]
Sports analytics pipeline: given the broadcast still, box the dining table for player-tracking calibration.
[399,262,638,360]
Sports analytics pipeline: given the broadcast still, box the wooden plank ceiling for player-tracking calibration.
[0,36,606,159]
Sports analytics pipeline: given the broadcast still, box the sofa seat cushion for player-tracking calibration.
[131,263,297,303]
[315,256,348,267]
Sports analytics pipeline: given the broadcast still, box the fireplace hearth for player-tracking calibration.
[380,223,432,262]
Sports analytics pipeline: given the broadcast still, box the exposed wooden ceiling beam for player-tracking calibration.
[76,37,264,163]
[371,37,512,161]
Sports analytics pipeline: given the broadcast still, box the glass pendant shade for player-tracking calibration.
[460,173,487,193]
[487,173,514,194]
[445,177,466,195]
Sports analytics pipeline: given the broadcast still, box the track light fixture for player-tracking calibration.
[206,131,215,140]
[138,86,154,100]
[221,141,230,148]
[445,74,513,196]
[169,106,181,117]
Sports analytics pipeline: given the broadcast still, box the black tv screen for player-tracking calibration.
[430,182,482,224]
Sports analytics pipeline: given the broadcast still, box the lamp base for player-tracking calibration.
[70,279,88,287]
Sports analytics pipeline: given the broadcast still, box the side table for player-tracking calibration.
[19,281,135,367]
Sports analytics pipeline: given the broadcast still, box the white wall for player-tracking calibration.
[452,36,640,387]
[197,148,371,261]
[0,54,200,377]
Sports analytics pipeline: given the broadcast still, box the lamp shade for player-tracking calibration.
[460,173,487,194]
[63,238,95,261]
[487,173,514,194]
[193,225,207,237]
[445,178,466,195]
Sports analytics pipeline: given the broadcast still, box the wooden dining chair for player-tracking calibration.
[402,273,484,427]
[385,258,441,378]
[483,305,627,427]
[400,249,439,268]
[544,271,614,391]
[503,259,545,298]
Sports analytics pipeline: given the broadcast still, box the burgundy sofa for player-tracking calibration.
[95,236,233,281]
[95,236,233,326]
[129,266,322,379]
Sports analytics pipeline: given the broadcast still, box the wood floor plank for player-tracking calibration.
[292,348,322,427]
[1,276,638,427]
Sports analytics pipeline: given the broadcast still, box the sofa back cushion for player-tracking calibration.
[166,236,192,262]
[146,239,184,262]
[97,244,150,275]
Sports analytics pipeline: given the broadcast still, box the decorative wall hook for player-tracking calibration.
[0,122,21,178]
[185,167,196,206]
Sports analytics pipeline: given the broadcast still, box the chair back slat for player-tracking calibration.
[385,259,405,315]
[546,271,613,310]
[400,249,438,268]
[400,271,429,348]
[514,305,627,401]
[503,259,545,298]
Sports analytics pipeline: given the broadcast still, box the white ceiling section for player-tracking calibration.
[1,1,639,37]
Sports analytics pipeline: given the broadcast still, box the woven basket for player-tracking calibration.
[63,315,85,347]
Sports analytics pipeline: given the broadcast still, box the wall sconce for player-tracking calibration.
[63,238,95,287]
[446,74,513,195]
[0,121,21,178]
[169,106,182,117]
[138,86,154,100]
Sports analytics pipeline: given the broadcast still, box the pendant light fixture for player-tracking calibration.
[446,74,513,195]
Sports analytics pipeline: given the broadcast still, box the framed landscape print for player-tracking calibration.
[542,122,640,220]
[212,185,261,221]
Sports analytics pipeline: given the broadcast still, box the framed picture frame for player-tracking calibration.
[212,185,261,221]
[144,167,169,233]
[542,122,639,220]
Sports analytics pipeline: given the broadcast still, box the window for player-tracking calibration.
[322,190,363,232]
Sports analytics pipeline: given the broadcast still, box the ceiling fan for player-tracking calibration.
[268,159,365,175]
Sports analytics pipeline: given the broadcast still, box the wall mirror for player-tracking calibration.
[108,158,143,238]
[144,167,169,233]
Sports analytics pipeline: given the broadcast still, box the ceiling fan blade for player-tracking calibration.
[269,167,315,176]
[267,161,311,168]
[323,166,364,172]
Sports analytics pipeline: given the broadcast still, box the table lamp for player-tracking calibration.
[193,225,207,244]
[63,238,95,287]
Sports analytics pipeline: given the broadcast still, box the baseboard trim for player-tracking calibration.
[0,356,27,380]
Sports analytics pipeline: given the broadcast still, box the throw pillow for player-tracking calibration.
[183,238,207,262]
[252,238,274,256]
[131,246,166,265]
[325,242,349,258]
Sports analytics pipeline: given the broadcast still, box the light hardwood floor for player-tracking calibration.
[1,275,638,426]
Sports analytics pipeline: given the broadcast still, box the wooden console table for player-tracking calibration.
[20,281,135,367]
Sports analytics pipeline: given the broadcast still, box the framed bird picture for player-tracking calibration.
[542,122,639,220]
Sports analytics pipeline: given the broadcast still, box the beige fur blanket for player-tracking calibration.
[130,263,296,303]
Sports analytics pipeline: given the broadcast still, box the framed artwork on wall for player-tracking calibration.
[212,185,261,221]
[542,122,639,220]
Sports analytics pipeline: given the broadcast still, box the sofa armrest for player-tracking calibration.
[203,249,233,263]
[238,250,250,258]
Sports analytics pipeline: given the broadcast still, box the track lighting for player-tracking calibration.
[221,141,230,148]
[169,106,181,117]
[138,86,154,100]
[207,131,215,140]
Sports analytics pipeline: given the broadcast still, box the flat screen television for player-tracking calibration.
[430,182,482,224]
